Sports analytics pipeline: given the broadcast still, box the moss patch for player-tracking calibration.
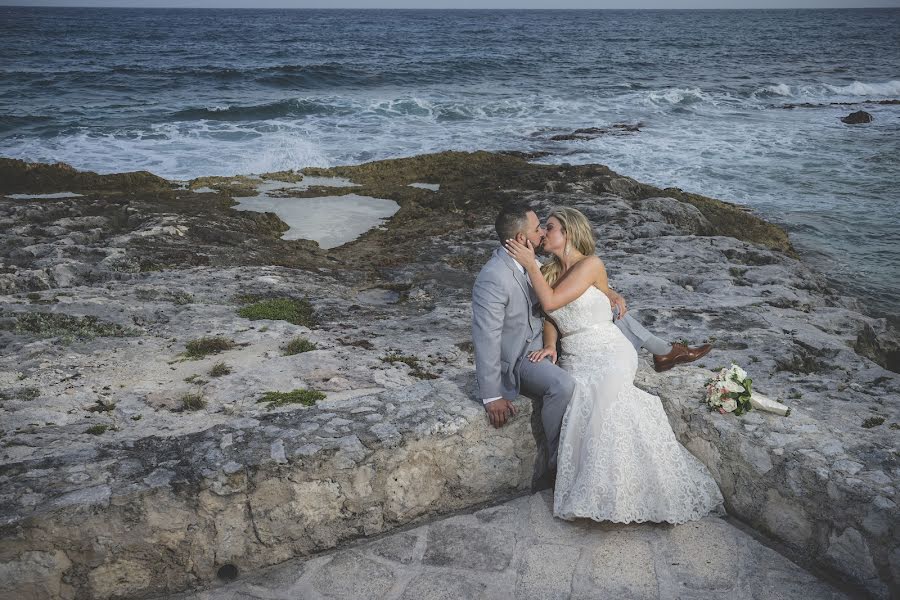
[168,291,194,305]
[261,169,304,183]
[237,297,315,327]
[209,362,231,377]
[86,399,115,413]
[257,388,325,410]
[184,336,236,359]
[382,353,438,380]
[862,416,885,429]
[0,387,40,402]
[282,337,317,355]
[4,312,137,340]
[180,393,207,411]
[302,151,795,266]
[0,157,169,194]
[187,175,260,197]
[650,187,795,256]
[84,424,109,435]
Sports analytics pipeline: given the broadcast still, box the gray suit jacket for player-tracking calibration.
[472,247,544,400]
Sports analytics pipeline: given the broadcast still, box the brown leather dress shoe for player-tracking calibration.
[653,343,712,372]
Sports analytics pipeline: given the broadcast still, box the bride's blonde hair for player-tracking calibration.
[540,207,596,286]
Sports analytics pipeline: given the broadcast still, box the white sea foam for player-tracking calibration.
[765,83,793,96]
[3,121,330,180]
[824,79,900,97]
[646,87,709,105]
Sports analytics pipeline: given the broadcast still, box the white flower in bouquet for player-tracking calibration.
[720,398,738,413]
[722,378,744,393]
[729,364,747,380]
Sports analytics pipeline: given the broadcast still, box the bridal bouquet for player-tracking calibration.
[705,364,790,417]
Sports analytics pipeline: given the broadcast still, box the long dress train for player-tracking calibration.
[550,286,723,524]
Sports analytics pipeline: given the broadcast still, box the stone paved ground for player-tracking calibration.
[176,491,852,600]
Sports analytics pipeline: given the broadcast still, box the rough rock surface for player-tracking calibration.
[168,491,852,600]
[841,110,875,124]
[0,152,897,599]
[547,123,641,141]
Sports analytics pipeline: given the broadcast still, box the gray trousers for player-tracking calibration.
[614,312,654,351]
[517,337,575,473]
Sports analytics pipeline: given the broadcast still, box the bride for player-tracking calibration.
[505,207,723,524]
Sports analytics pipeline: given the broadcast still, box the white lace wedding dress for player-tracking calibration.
[550,286,723,524]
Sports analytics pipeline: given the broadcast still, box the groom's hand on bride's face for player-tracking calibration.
[485,399,518,428]
[504,238,535,267]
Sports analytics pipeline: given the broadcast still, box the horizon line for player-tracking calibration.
[1,4,896,8]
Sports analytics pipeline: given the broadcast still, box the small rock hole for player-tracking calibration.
[217,564,238,582]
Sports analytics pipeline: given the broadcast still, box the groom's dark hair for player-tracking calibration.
[495,203,534,242]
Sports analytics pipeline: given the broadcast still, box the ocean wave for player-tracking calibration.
[751,79,900,101]
[646,88,710,106]
[759,83,793,97]
[824,79,900,97]
[0,122,329,179]
[171,98,351,121]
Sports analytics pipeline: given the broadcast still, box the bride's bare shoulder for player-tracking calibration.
[576,255,604,274]
[578,255,608,289]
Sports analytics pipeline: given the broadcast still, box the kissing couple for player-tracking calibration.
[471,204,723,523]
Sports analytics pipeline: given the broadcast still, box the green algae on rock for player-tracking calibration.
[257,388,325,409]
[260,169,304,183]
[302,151,795,263]
[187,175,261,198]
[183,336,236,359]
[282,336,317,355]
[0,158,169,194]
[2,312,137,340]
[237,297,315,327]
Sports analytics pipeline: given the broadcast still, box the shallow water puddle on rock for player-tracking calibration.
[233,193,399,249]
[6,192,84,199]
[408,182,440,191]
[357,288,401,304]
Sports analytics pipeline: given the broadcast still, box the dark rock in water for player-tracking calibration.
[549,123,641,142]
[781,100,899,110]
[498,150,551,160]
[840,110,873,124]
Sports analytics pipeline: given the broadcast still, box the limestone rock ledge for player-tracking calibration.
[1,152,898,599]
[0,378,535,599]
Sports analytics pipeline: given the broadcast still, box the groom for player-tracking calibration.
[471,204,711,468]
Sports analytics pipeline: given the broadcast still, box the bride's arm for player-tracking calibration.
[505,239,607,312]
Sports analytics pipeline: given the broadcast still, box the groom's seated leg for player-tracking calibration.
[614,311,671,355]
[518,357,575,472]
[615,311,712,371]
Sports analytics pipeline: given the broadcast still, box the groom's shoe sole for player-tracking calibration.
[653,343,712,372]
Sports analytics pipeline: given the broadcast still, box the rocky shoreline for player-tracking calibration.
[0,152,897,599]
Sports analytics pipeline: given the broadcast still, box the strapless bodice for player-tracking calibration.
[548,286,633,365]
[548,286,614,336]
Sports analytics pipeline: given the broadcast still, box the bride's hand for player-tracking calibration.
[504,238,536,269]
[528,346,558,364]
